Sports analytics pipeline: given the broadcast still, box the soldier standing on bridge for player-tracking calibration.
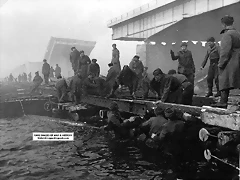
[50,66,55,78]
[78,50,91,79]
[69,70,83,104]
[42,59,50,84]
[28,72,32,82]
[55,64,61,78]
[170,42,195,85]
[111,44,121,73]
[200,37,220,98]
[212,15,240,109]
[88,59,100,77]
[70,47,80,75]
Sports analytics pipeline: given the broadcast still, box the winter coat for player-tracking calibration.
[218,27,240,91]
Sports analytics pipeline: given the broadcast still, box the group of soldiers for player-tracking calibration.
[6,72,32,83]
[55,15,240,109]
[5,15,238,110]
[29,60,62,94]
[42,59,62,84]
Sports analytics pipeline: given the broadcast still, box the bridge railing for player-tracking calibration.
[107,0,175,27]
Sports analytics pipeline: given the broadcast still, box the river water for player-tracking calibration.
[0,115,237,180]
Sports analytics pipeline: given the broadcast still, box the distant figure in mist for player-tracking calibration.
[55,64,61,78]
[111,44,121,73]
[50,66,55,78]
[42,59,50,84]
[28,72,32,82]
[8,73,13,82]
[70,47,80,75]
[18,74,22,82]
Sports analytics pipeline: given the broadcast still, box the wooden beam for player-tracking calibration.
[201,112,240,131]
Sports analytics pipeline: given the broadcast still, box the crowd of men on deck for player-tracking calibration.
[59,15,239,110]
[4,15,240,110]
[101,16,240,169]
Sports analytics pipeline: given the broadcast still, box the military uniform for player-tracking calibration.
[112,48,121,73]
[172,74,194,105]
[31,74,43,93]
[129,59,144,79]
[88,63,100,77]
[42,62,50,84]
[170,48,195,85]
[28,73,32,82]
[141,115,167,138]
[151,72,183,104]
[155,107,186,168]
[55,66,61,77]
[108,65,138,98]
[56,78,68,102]
[78,55,91,79]
[201,42,220,97]
[69,75,82,104]
[142,69,151,99]
[212,16,240,108]
[50,67,54,78]
[70,49,80,75]
[82,77,100,96]
[106,66,118,89]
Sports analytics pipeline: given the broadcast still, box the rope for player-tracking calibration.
[18,100,26,116]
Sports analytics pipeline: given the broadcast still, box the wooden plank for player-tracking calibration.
[201,112,240,131]
[80,95,154,116]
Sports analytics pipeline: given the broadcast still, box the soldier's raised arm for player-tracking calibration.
[170,50,179,61]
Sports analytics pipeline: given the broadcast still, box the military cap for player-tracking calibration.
[109,101,119,111]
[71,47,76,50]
[154,106,164,116]
[92,59,97,62]
[168,69,176,75]
[43,59,47,62]
[153,68,163,76]
[180,42,188,47]
[206,37,215,42]
[134,55,140,59]
[164,107,175,119]
[221,15,234,25]
[35,71,39,74]
[79,50,84,54]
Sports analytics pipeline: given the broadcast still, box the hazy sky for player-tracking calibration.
[0,0,150,77]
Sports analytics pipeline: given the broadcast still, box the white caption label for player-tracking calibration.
[33,132,74,141]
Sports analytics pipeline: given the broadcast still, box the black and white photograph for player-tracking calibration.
[0,0,240,179]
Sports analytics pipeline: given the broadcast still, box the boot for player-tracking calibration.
[214,85,220,97]
[211,90,229,109]
[205,89,213,97]
[214,91,221,97]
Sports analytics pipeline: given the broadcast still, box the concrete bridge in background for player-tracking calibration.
[107,0,240,79]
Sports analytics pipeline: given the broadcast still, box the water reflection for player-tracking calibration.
[0,115,237,180]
